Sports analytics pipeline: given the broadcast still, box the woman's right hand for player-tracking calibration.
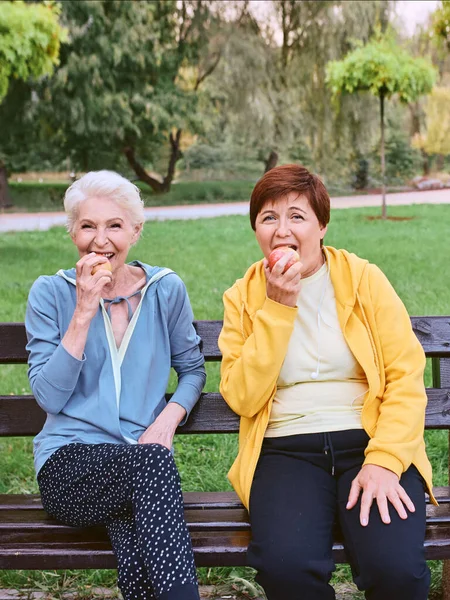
[263,253,303,307]
[74,253,113,322]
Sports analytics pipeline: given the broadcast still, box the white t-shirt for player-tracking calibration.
[265,261,368,438]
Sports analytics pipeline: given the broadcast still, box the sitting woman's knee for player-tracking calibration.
[254,548,333,590]
[131,443,178,482]
[357,558,430,597]
[134,442,174,466]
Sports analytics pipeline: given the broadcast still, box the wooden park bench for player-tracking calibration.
[2,318,450,596]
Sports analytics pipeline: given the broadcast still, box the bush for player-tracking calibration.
[8,182,67,211]
[371,129,422,184]
[351,155,369,190]
[183,144,223,170]
[7,180,255,212]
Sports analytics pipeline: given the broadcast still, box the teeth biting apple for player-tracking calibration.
[91,253,113,275]
[268,246,300,273]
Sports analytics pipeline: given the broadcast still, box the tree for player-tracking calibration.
[26,0,231,194]
[433,0,450,51]
[0,1,65,208]
[326,34,436,218]
[199,1,392,179]
[412,86,450,162]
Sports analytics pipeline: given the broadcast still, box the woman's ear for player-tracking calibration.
[320,224,328,240]
[133,223,143,243]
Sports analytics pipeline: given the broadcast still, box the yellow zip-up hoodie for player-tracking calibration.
[219,246,435,510]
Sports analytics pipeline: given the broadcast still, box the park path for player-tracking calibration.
[0,188,449,233]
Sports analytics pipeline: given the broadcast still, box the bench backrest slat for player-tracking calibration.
[1,389,450,436]
[1,317,450,364]
[0,322,223,363]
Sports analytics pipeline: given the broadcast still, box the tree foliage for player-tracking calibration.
[0,1,65,101]
[326,35,436,104]
[413,86,450,156]
[21,0,226,192]
[199,1,391,176]
[433,0,450,51]
[326,34,436,217]
[0,1,65,209]
[0,0,445,197]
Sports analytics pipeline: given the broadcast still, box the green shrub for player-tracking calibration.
[7,180,255,212]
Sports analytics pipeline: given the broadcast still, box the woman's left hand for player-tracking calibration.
[346,464,416,526]
[138,403,187,450]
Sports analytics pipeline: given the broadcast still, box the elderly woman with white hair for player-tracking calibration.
[25,171,206,600]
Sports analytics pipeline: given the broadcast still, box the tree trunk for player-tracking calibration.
[163,129,183,192]
[437,153,445,172]
[380,93,386,220]
[420,149,430,176]
[264,150,279,173]
[0,164,13,209]
[123,129,183,195]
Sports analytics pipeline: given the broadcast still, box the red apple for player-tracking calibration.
[268,246,300,273]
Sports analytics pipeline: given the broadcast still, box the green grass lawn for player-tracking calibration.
[0,204,449,597]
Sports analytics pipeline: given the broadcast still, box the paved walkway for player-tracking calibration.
[0,188,449,233]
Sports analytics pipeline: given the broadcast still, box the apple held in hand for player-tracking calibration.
[91,258,112,276]
[268,246,300,273]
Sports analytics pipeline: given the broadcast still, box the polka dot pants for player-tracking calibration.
[37,442,199,600]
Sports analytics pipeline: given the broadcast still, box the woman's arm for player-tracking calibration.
[347,264,428,525]
[138,275,205,447]
[26,254,112,414]
[363,264,427,476]
[138,402,186,449]
[163,275,206,422]
[26,277,86,415]
[61,253,112,359]
[219,284,297,418]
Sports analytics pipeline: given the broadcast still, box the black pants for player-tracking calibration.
[248,430,430,600]
[37,443,199,600]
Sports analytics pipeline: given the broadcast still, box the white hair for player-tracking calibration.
[64,170,145,234]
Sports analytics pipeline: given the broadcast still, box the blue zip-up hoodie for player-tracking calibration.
[25,261,206,474]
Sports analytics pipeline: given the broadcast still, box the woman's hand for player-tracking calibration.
[346,464,415,526]
[263,253,303,308]
[74,253,113,322]
[61,253,113,360]
[138,403,187,450]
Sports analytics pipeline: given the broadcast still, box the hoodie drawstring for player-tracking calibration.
[104,289,143,322]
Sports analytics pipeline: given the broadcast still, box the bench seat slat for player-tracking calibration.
[3,525,450,569]
[0,488,450,556]
[0,492,243,511]
[0,489,447,513]
[1,500,449,532]
[0,509,251,531]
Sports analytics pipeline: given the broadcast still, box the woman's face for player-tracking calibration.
[71,196,142,271]
[255,192,327,276]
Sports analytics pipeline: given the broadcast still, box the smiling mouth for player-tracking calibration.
[94,252,115,259]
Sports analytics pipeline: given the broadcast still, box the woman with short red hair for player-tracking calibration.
[219,164,433,600]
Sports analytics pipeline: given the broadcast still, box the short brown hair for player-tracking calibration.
[249,164,330,230]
